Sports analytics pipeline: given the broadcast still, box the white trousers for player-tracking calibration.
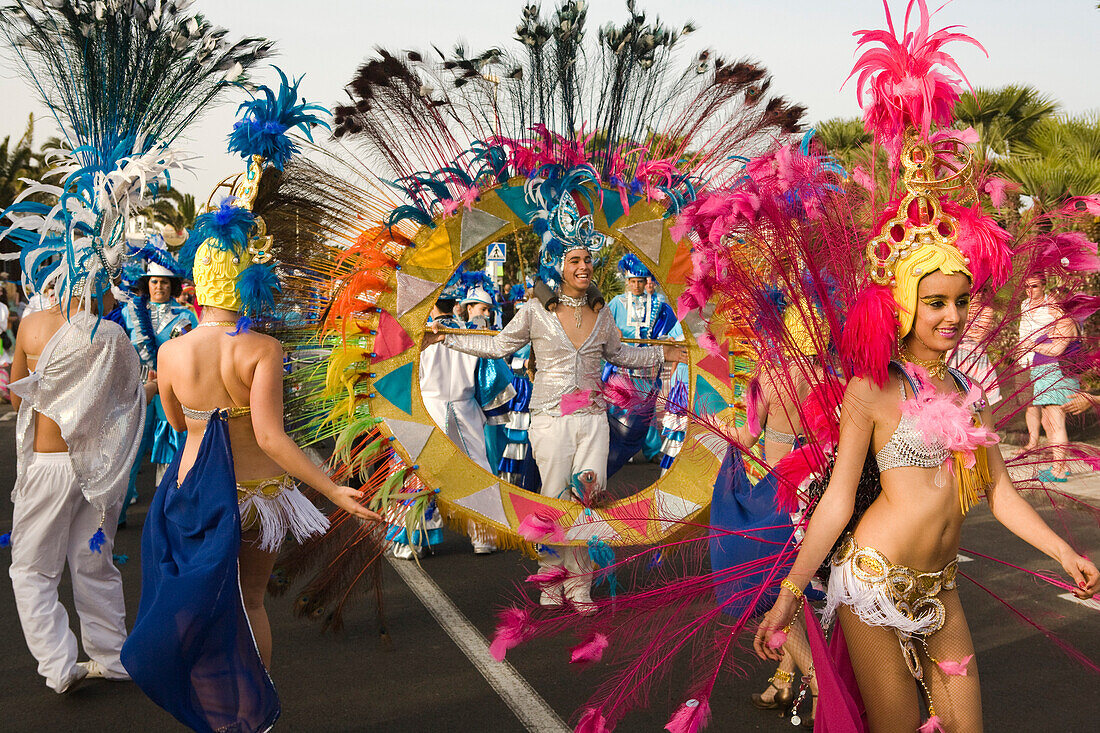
[529,413,609,604]
[9,452,127,690]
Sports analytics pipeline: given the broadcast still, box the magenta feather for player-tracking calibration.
[919,715,945,733]
[489,607,532,661]
[517,513,566,543]
[602,373,649,412]
[937,654,974,676]
[575,708,611,733]
[840,284,898,387]
[847,0,985,156]
[664,698,711,733]
[1036,231,1100,275]
[745,377,764,436]
[942,199,1012,290]
[773,445,824,513]
[525,566,570,586]
[570,632,610,665]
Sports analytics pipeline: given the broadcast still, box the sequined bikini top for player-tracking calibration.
[181,404,251,421]
[874,365,969,473]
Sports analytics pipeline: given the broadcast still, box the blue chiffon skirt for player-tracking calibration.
[122,410,280,732]
[709,446,794,618]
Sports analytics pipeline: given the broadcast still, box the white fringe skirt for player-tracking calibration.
[823,535,957,640]
[238,474,330,552]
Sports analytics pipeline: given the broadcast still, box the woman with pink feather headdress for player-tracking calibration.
[751,2,1099,731]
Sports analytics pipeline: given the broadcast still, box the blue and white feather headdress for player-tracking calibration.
[0,0,270,317]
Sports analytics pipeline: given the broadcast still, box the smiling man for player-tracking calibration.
[431,239,686,611]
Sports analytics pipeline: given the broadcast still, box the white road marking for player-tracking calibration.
[956,554,973,563]
[1058,592,1100,612]
[386,555,570,733]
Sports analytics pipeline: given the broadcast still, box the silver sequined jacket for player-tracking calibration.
[444,300,663,416]
[10,312,146,515]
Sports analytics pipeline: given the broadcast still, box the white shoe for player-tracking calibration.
[55,665,89,694]
[78,660,130,681]
[472,542,496,555]
[539,589,564,608]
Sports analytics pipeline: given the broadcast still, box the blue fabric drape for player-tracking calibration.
[709,445,795,618]
[122,411,279,733]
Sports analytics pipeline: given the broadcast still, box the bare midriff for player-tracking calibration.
[852,464,964,572]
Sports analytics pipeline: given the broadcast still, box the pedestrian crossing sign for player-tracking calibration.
[486,241,506,262]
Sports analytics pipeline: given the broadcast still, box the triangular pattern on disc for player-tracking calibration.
[374,362,414,414]
[372,310,414,362]
[653,489,702,533]
[620,218,664,263]
[396,272,438,316]
[509,491,567,526]
[497,185,536,223]
[693,375,728,418]
[460,209,508,254]
[564,510,620,542]
[385,417,435,461]
[604,496,653,539]
[454,483,508,526]
[696,350,732,386]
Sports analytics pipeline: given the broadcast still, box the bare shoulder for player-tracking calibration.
[235,329,285,367]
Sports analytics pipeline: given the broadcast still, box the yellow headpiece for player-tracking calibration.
[193,240,254,310]
[193,156,275,312]
[866,131,975,337]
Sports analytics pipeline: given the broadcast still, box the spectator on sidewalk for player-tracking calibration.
[1018,275,1078,482]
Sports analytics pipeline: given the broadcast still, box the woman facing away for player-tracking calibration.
[754,264,1099,731]
[724,310,837,727]
[122,207,380,733]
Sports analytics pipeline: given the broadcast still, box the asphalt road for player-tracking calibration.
[1,404,1098,732]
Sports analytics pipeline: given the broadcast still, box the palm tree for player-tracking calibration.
[999,113,1100,211]
[0,114,38,208]
[815,117,871,170]
[953,85,1059,163]
[144,187,197,246]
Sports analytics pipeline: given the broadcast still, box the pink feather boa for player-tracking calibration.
[901,365,998,468]
[941,199,1012,290]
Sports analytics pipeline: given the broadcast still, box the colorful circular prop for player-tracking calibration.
[349,178,750,549]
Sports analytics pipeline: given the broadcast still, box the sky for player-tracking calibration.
[1,0,1097,199]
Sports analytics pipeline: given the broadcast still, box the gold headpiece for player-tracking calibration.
[867,130,976,337]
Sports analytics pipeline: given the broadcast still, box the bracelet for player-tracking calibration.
[780,578,804,598]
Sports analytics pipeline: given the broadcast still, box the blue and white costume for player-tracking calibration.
[119,257,197,521]
[605,255,685,475]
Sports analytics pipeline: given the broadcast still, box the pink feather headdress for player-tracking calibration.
[847,0,985,161]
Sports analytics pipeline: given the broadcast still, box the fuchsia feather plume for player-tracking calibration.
[847,0,985,157]
[569,633,610,665]
[918,715,945,733]
[1035,231,1100,275]
[664,698,711,733]
[602,373,650,412]
[489,607,532,661]
[525,566,569,587]
[937,654,974,676]
[841,283,898,387]
[517,514,566,543]
[901,367,999,468]
[773,445,826,513]
[941,199,1012,290]
[575,708,611,733]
